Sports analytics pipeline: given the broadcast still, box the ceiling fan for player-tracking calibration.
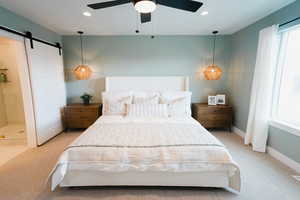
[87,0,203,23]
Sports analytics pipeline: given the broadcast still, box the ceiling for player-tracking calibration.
[0,0,295,35]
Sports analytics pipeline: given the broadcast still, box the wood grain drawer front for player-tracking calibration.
[199,120,231,128]
[198,107,232,114]
[64,104,101,129]
[199,114,232,121]
[192,103,233,129]
[66,116,97,128]
[65,107,98,113]
[67,119,95,129]
[66,111,98,120]
[81,120,95,127]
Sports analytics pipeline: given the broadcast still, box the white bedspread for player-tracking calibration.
[51,116,240,191]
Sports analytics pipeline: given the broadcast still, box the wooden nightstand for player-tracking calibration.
[64,103,101,129]
[192,103,233,131]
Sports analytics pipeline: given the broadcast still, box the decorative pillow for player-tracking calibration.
[102,92,132,115]
[160,91,192,117]
[167,97,188,117]
[126,104,168,118]
[133,92,160,104]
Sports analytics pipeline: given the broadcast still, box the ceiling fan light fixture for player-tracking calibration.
[83,11,92,17]
[134,0,156,13]
[201,11,208,16]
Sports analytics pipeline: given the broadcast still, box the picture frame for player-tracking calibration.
[217,94,226,105]
[208,96,217,106]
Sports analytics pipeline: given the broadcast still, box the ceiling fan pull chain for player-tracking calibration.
[151,13,155,39]
[135,12,140,33]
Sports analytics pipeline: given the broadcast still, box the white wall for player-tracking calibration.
[0,38,25,124]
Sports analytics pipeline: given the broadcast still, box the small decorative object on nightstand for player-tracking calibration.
[208,96,217,105]
[64,103,101,129]
[216,94,226,105]
[192,103,233,131]
[80,93,93,105]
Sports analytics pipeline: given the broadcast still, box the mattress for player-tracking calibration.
[50,116,240,191]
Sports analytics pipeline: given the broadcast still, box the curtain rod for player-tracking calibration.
[0,25,62,56]
[279,16,300,27]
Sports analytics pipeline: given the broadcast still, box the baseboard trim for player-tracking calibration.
[267,147,300,173]
[232,126,300,173]
[232,126,245,138]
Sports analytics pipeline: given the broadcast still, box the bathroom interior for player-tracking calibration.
[0,36,28,166]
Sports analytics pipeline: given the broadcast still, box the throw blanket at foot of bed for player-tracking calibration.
[50,121,241,192]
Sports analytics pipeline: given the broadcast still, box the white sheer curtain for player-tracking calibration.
[245,25,279,152]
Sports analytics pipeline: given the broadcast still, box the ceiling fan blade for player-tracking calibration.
[87,0,131,9]
[157,0,203,12]
[141,13,151,23]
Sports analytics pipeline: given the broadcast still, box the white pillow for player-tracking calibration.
[133,92,160,104]
[126,104,168,118]
[160,91,192,117]
[102,91,132,115]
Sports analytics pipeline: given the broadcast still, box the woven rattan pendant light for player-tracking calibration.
[203,31,222,80]
[73,31,92,80]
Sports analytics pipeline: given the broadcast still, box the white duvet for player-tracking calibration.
[51,116,240,191]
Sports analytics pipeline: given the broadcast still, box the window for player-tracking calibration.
[272,26,300,130]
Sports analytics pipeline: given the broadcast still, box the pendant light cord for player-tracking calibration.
[78,31,84,65]
[212,33,216,66]
[212,31,218,66]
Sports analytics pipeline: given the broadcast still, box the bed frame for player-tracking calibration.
[58,76,238,193]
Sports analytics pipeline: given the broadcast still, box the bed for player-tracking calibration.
[50,77,241,193]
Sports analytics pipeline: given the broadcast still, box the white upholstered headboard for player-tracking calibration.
[105,76,189,92]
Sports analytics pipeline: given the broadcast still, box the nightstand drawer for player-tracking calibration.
[196,107,232,115]
[192,103,233,130]
[66,112,98,119]
[66,119,95,129]
[65,108,98,114]
[199,120,231,128]
[199,114,232,121]
[81,120,95,127]
[64,103,101,129]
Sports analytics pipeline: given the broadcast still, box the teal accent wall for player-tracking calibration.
[63,35,232,103]
[228,0,300,163]
[0,6,61,43]
[268,126,300,163]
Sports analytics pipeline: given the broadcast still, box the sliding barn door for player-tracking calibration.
[25,40,66,145]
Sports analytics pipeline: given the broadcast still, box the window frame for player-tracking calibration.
[270,26,300,137]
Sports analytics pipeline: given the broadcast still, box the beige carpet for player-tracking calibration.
[0,144,28,167]
[0,131,299,200]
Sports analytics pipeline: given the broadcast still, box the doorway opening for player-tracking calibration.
[0,36,34,166]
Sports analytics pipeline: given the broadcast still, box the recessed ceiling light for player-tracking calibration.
[83,11,92,17]
[201,11,208,16]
